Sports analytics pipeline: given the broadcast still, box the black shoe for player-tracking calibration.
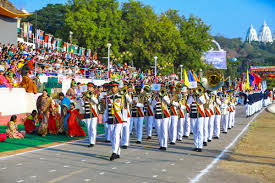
[88,144,94,148]
[193,148,198,151]
[203,142,207,146]
[116,155,120,159]
[136,141,141,144]
[177,139,182,141]
[170,142,176,145]
[208,140,212,142]
[110,153,117,161]
[228,128,231,130]
[159,147,164,150]
[130,133,133,136]
[213,136,219,139]
[147,136,152,140]
[190,132,193,135]
[162,147,167,151]
[105,140,111,143]
[122,146,128,149]
[197,148,202,152]
[183,136,189,138]
[222,132,227,134]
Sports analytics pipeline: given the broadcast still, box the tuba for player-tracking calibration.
[196,86,204,96]
[159,88,167,97]
[201,68,224,91]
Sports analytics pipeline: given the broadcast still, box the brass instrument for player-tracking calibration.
[196,86,204,96]
[120,87,128,95]
[159,88,167,97]
[175,81,183,90]
[98,97,106,114]
[143,85,151,93]
[201,68,224,91]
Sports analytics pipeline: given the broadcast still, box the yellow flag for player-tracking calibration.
[184,69,189,88]
[245,69,249,90]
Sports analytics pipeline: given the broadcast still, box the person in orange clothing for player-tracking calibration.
[67,103,86,137]
[48,100,61,135]
[24,110,38,134]
[20,72,37,94]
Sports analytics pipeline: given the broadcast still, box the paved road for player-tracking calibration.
[0,106,263,183]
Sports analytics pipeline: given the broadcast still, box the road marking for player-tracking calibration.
[99,172,105,175]
[64,165,70,168]
[125,161,131,164]
[1,167,7,170]
[16,180,24,183]
[30,176,37,178]
[48,168,86,183]
[40,157,45,160]
[152,175,158,178]
[56,153,60,156]
[179,158,184,161]
[49,169,56,173]
[16,163,22,166]
[190,108,265,183]
[84,179,91,182]
[81,160,86,162]
[162,169,167,172]
[170,163,175,166]
[0,134,105,160]
[112,167,117,170]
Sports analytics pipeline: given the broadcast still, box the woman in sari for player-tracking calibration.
[24,110,38,134]
[48,100,61,135]
[67,103,86,137]
[6,115,25,139]
[37,89,51,136]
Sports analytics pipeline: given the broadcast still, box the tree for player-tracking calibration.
[65,0,124,58]
[22,4,69,41]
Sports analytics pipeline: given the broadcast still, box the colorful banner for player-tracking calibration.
[205,51,227,69]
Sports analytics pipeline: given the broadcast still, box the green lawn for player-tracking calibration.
[0,123,104,153]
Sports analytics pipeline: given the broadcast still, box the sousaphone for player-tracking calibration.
[201,68,224,91]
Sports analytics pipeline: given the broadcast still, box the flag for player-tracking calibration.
[28,24,32,38]
[184,69,189,88]
[93,52,98,60]
[48,36,52,48]
[252,72,262,86]
[82,48,85,56]
[245,69,249,90]
[86,49,91,57]
[53,39,57,49]
[71,45,75,53]
[39,31,44,45]
[192,70,199,82]
[74,46,78,54]
[36,29,40,43]
[249,73,255,87]
[67,43,71,53]
[188,70,195,82]
[23,23,28,37]
[17,18,21,33]
[58,40,61,50]
[63,42,67,52]
[79,47,82,55]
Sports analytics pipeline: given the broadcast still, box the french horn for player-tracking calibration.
[201,68,224,91]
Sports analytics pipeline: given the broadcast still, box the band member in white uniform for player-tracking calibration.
[104,81,126,161]
[82,82,98,147]
[177,90,186,141]
[213,94,222,139]
[169,84,179,145]
[207,92,216,142]
[102,83,111,143]
[144,88,154,140]
[221,88,229,134]
[121,82,133,149]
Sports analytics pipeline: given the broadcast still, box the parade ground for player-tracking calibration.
[0,105,272,183]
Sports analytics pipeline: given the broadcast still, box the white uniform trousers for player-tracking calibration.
[208,115,215,140]
[190,118,197,134]
[177,117,185,140]
[169,116,178,143]
[213,115,221,138]
[121,117,131,146]
[222,114,229,132]
[228,112,234,128]
[133,117,144,142]
[154,119,162,145]
[193,117,204,149]
[145,116,154,137]
[84,118,98,145]
[110,123,123,155]
[130,117,134,134]
[232,110,236,127]
[183,113,191,137]
[104,123,111,141]
[203,117,209,143]
[245,104,249,116]
[160,118,169,148]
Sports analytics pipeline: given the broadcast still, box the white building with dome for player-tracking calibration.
[246,24,258,43]
[246,21,273,43]
[258,21,273,43]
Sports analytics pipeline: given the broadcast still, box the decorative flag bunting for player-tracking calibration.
[188,70,195,82]
[28,24,32,39]
[184,69,189,88]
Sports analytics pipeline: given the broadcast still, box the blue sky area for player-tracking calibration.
[10,0,275,39]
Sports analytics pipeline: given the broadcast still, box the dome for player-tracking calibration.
[246,24,258,43]
[258,21,273,43]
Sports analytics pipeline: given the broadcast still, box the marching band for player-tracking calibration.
[75,76,269,161]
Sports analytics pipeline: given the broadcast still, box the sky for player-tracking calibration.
[10,0,275,39]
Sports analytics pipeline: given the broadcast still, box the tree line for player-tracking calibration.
[22,0,213,75]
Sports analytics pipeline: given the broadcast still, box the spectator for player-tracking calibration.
[6,115,25,139]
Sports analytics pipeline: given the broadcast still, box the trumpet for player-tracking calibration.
[196,86,204,96]
[120,87,128,95]
[159,88,167,97]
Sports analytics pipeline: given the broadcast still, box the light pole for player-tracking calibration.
[154,56,158,83]
[69,31,73,44]
[107,43,112,80]
[180,65,183,81]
